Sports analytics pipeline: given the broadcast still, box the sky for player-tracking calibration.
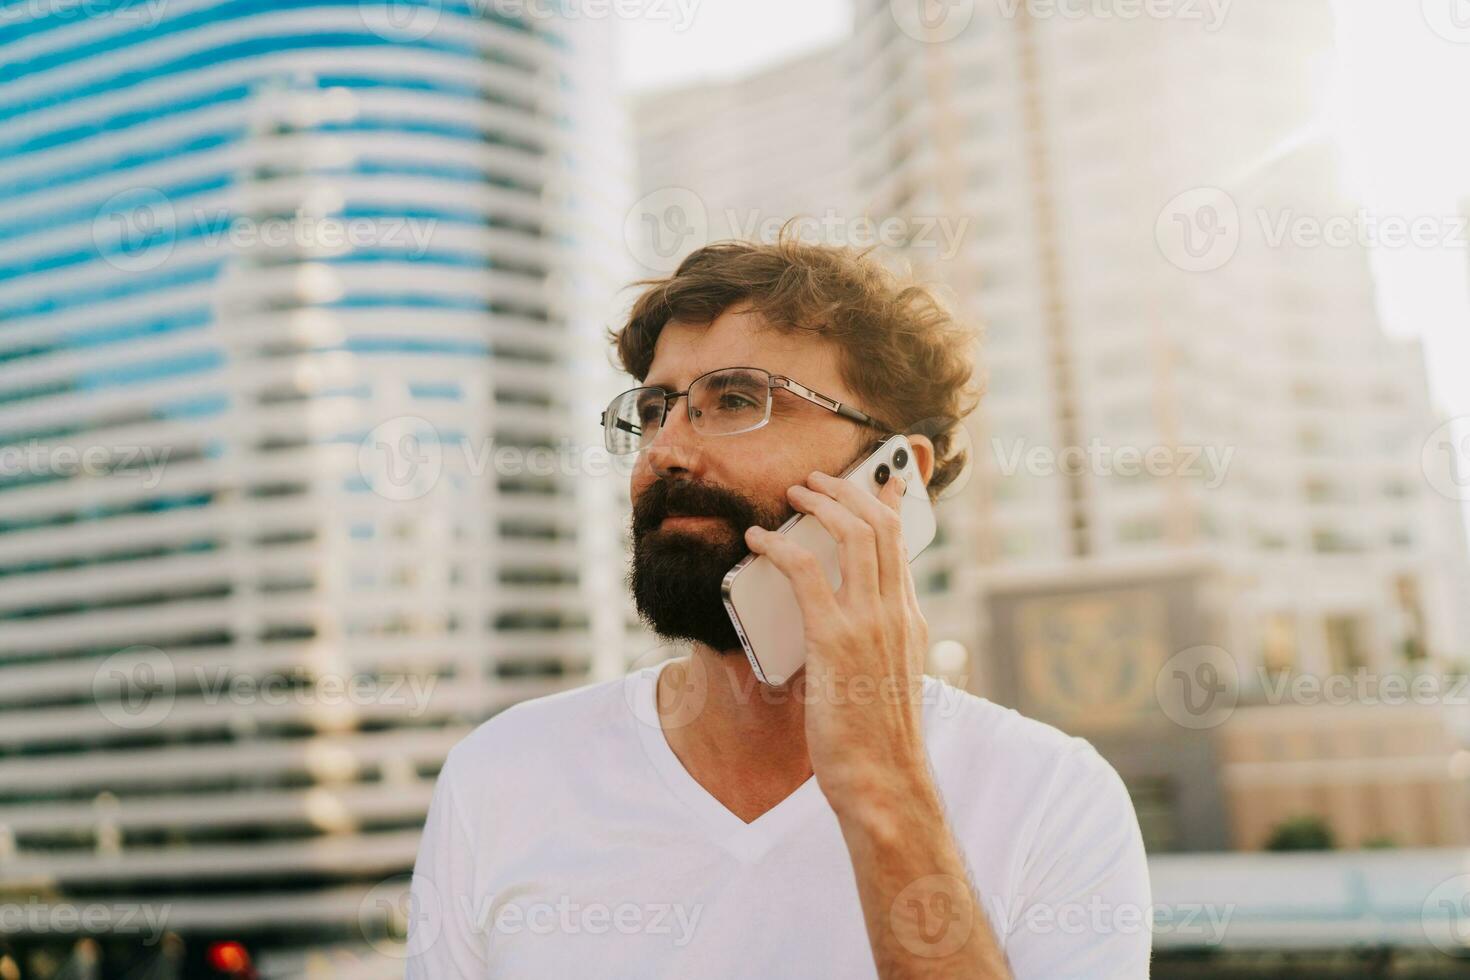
[618,0,850,94]
[616,0,1470,537]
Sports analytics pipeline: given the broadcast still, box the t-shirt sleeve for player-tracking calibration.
[404,753,488,978]
[1001,739,1152,979]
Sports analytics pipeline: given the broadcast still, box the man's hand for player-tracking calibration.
[743,467,928,813]
[743,468,1012,978]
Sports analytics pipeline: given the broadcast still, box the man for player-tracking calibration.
[406,239,1152,978]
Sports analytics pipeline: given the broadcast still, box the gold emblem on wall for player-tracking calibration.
[1014,589,1168,730]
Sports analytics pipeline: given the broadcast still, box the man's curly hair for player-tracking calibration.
[607,234,982,501]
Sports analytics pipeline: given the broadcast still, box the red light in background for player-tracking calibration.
[206,941,251,974]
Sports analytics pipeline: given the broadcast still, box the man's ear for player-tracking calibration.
[906,433,936,486]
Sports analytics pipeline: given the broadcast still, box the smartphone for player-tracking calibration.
[720,434,937,686]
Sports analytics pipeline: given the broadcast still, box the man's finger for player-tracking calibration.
[787,484,880,599]
[743,525,843,629]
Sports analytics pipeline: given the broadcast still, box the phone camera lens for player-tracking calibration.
[874,463,891,486]
[893,448,909,470]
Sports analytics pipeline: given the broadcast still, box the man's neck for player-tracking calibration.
[655,644,814,822]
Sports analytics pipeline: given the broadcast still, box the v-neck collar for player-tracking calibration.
[629,659,948,864]
[631,659,826,864]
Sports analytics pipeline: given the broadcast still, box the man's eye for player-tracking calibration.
[718,393,759,410]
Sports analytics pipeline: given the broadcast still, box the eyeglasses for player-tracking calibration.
[600,366,891,455]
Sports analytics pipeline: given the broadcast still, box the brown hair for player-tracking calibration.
[608,234,983,501]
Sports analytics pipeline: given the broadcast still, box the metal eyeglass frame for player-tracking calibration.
[599,366,893,454]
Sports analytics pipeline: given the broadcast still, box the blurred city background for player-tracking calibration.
[1,0,1469,976]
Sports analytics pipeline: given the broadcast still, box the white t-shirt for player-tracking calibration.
[405,662,1152,979]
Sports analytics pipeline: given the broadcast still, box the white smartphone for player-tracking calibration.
[721,434,937,686]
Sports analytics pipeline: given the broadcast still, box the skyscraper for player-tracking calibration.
[634,1,1470,848]
[0,1,629,965]
[849,0,1470,672]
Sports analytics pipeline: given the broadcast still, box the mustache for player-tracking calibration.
[631,478,778,539]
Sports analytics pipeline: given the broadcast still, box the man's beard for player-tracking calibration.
[628,476,792,653]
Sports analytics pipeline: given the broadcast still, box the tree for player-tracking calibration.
[1264,814,1335,851]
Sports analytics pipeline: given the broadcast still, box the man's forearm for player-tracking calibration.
[834,769,1012,979]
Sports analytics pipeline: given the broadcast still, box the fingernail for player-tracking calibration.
[746,525,764,538]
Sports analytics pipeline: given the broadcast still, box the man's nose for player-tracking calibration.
[644,400,705,479]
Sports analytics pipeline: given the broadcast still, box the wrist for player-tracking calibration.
[827,757,942,844]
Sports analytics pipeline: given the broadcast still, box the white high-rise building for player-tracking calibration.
[633,2,1470,698]
[850,0,1470,676]
[0,2,629,966]
[635,47,862,245]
